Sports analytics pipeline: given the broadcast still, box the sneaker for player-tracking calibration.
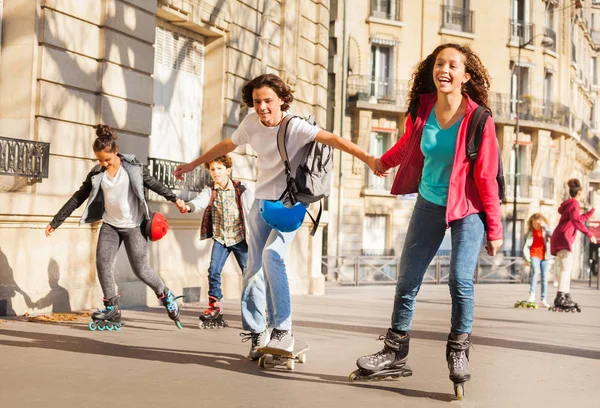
[540,299,550,308]
[266,329,295,352]
[527,293,535,303]
[240,330,269,360]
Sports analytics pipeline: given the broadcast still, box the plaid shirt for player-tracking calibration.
[211,180,245,246]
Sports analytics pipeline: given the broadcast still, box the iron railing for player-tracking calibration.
[147,157,210,193]
[322,254,527,286]
[489,92,571,128]
[510,20,534,45]
[506,174,532,198]
[440,5,474,33]
[347,75,408,108]
[544,27,557,51]
[541,177,555,200]
[0,136,50,178]
[370,0,401,21]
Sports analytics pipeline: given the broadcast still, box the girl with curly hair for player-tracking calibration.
[351,44,503,395]
[174,74,381,358]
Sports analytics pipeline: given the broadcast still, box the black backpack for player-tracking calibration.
[409,103,505,201]
[276,115,333,236]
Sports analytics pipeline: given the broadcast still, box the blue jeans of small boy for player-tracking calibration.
[208,239,248,300]
[241,200,297,332]
[529,256,549,301]
[391,196,485,334]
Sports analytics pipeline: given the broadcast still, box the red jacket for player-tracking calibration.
[550,198,595,255]
[380,92,502,241]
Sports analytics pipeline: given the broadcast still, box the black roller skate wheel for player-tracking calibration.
[454,383,465,400]
[577,308,581,313]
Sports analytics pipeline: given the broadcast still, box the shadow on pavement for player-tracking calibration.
[0,329,454,402]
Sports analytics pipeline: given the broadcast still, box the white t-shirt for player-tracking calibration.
[101,165,143,228]
[231,111,320,200]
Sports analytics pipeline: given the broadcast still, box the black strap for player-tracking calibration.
[466,106,490,162]
[276,114,300,177]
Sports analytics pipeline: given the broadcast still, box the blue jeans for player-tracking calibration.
[391,196,485,334]
[208,239,248,300]
[241,200,297,332]
[529,256,549,301]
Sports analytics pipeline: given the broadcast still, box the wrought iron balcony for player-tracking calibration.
[370,0,401,21]
[544,27,557,52]
[147,157,210,193]
[541,177,555,200]
[0,136,50,178]
[347,75,408,109]
[510,20,534,45]
[506,174,532,199]
[440,5,474,33]
[489,93,571,128]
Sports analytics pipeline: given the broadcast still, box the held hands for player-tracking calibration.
[45,225,55,237]
[174,162,195,180]
[592,236,597,244]
[175,199,188,213]
[367,156,391,178]
[486,239,503,256]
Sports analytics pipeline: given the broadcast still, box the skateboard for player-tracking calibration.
[514,300,538,309]
[256,340,309,371]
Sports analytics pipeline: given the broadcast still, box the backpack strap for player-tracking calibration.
[466,106,490,163]
[276,114,300,177]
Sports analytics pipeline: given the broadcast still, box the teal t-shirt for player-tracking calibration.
[418,109,463,206]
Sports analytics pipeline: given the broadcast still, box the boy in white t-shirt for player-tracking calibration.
[175,74,385,358]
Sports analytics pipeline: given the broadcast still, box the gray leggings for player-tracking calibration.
[96,223,165,299]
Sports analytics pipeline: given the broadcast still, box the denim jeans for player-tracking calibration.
[529,256,549,301]
[241,200,297,332]
[391,196,485,334]
[208,239,248,300]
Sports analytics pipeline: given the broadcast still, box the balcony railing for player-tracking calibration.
[544,27,557,51]
[370,0,401,21]
[541,177,555,200]
[506,174,532,198]
[510,20,534,45]
[0,136,50,178]
[441,5,474,33]
[347,75,408,108]
[489,93,571,128]
[147,157,210,193]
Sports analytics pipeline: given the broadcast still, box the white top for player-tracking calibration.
[101,165,143,228]
[231,110,320,200]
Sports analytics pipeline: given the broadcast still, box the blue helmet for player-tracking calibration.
[259,200,307,232]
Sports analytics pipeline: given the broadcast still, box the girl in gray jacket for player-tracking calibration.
[46,125,187,330]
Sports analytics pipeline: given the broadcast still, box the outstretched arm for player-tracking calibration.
[174,139,238,180]
[314,130,387,175]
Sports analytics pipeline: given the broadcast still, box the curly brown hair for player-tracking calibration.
[93,124,118,152]
[526,213,549,233]
[406,43,491,115]
[204,154,233,170]
[241,74,293,111]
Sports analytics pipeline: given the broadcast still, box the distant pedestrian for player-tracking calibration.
[519,213,552,308]
[550,178,596,312]
[349,43,503,399]
[46,124,187,329]
[180,155,253,329]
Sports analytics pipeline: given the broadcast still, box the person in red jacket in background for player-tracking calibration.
[349,43,502,398]
[550,178,596,311]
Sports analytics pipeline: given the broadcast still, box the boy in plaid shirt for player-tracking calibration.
[182,155,253,328]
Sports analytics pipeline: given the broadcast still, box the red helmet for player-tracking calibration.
[145,212,168,241]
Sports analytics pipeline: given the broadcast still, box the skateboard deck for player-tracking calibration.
[257,340,309,370]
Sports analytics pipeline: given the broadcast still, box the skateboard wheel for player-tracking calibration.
[286,359,295,370]
[298,353,307,364]
[258,356,267,369]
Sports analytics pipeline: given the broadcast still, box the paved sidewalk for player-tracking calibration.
[0,283,599,408]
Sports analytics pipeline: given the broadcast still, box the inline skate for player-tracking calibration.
[549,291,581,313]
[89,295,124,331]
[158,287,184,328]
[349,329,413,382]
[447,332,471,400]
[199,296,228,329]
